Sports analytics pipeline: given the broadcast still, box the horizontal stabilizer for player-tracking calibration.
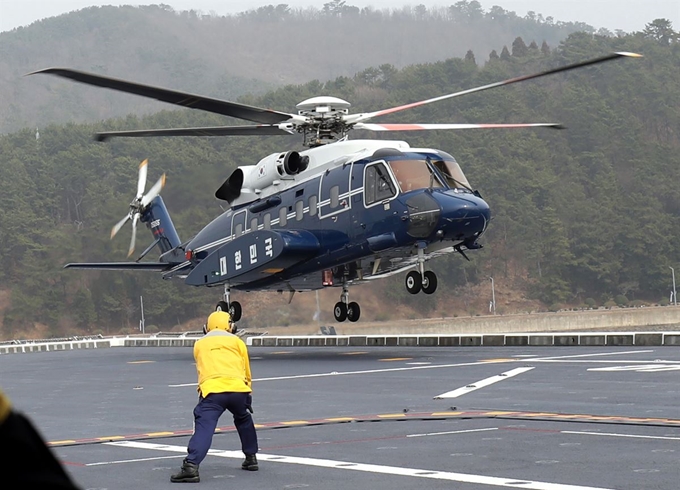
[64,262,172,271]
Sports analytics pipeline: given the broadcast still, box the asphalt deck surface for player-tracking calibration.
[2,344,680,489]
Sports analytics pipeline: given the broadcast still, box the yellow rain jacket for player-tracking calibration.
[194,330,252,397]
[0,390,10,425]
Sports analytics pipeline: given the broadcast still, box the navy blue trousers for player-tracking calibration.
[186,392,258,465]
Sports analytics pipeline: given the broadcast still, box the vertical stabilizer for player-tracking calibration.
[141,196,181,254]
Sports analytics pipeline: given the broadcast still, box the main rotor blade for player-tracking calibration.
[349,52,642,124]
[141,174,166,208]
[128,213,139,258]
[137,159,148,199]
[355,122,564,131]
[95,125,295,142]
[28,68,293,125]
[111,214,130,239]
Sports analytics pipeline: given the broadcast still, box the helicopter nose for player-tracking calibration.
[434,190,490,241]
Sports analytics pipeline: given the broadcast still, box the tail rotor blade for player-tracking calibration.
[111,214,130,239]
[136,159,148,199]
[128,213,139,258]
[141,173,166,208]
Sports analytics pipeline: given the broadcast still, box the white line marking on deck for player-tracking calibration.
[434,367,535,399]
[105,440,614,489]
[563,431,680,441]
[406,427,498,438]
[86,455,184,466]
[168,359,508,387]
[588,364,680,372]
[530,350,654,362]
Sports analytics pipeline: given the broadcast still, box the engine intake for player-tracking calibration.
[280,151,309,175]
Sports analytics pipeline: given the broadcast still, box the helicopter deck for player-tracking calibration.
[2,343,679,489]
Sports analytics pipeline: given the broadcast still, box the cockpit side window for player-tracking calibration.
[365,163,396,206]
[431,159,471,190]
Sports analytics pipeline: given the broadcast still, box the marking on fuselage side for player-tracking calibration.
[434,367,535,399]
[105,440,616,489]
[379,357,413,362]
[127,361,155,364]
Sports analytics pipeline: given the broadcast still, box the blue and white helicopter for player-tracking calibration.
[32,52,638,322]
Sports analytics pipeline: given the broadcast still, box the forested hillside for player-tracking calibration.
[3,1,609,135]
[0,22,678,340]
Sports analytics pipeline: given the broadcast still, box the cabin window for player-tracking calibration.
[330,185,340,208]
[264,213,271,230]
[365,163,396,206]
[279,207,287,226]
[295,200,304,221]
[235,223,243,236]
[309,195,318,216]
[250,217,258,232]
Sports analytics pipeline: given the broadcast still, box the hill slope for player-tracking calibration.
[2,3,597,134]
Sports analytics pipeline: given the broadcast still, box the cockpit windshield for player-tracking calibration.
[388,160,443,193]
[386,158,471,193]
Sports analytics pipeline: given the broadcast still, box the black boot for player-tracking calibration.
[241,454,258,471]
[171,459,200,483]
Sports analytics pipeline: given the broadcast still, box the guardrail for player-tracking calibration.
[3,331,679,355]
[0,330,266,354]
[246,332,680,347]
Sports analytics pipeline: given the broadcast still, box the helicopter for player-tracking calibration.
[30,51,639,323]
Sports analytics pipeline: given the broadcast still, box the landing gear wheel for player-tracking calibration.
[333,302,347,322]
[229,301,242,322]
[422,271,438,295]
[347,302,361,322]
[216,301,229,312]
[405,271,422,294]
[215,300,242,322]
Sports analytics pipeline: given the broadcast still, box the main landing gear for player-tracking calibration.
[405,244,438,295]
[215,285,242,322]
[333,284,360,323]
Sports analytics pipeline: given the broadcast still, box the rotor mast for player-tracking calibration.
[295,96,352,147]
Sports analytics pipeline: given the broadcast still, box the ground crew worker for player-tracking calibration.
[171,311,259,483]
[0,389,81,488]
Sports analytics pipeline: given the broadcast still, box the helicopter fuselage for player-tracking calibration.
[167,140,490,294]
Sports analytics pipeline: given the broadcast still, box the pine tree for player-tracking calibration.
[512,36,528,56]
[465,49,476,65]
[541,40,550,55]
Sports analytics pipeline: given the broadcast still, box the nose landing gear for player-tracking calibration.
[215,285,242,322]
[405,244,438,295]
[333,284,361,322]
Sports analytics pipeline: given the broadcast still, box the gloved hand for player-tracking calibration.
[246,394,253,414]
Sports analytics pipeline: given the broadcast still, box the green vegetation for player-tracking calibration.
[0,9,678,338]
